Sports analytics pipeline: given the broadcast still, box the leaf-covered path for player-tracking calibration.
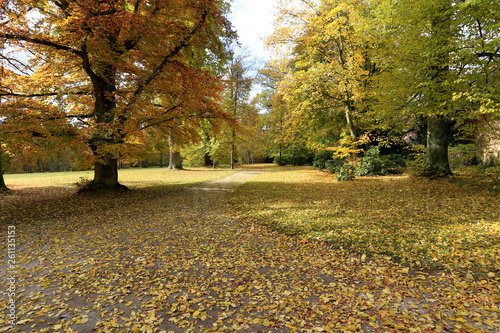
[1,170,500,332]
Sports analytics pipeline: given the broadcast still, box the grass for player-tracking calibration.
[231,166,500,275]
[2,167,235,198]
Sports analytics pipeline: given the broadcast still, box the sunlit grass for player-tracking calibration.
[4,167,235,189]
[1,168,236,220]
[232,167,500,274]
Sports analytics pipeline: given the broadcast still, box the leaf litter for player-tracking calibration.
[0,166,499,332]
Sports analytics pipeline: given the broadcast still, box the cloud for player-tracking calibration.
[229,0,277,61]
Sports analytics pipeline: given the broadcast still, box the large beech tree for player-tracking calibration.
[1,0,234,190]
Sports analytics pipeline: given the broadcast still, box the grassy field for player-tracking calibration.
[232,166,500,276]
[2,167,235,199]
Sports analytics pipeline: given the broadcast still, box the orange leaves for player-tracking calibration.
[1,0,235,186]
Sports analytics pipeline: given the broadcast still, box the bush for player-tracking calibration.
[273,153,293,166]
[313,150,334,170]
[356,146,406,176]
[313,150,348,174]
[273,148,314,166]
[325,158,347,174]
[449,144,478,168]
[336,163,356,181]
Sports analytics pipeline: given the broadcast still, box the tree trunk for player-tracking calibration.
[0,151,12,193]
[168,134,182,170]
[168,151,183,170]
[91,159,127,191]
[425,116,451,176]
[345,99,358,162]
[84,60,126,191]
[204,152,213,167]
[203,133,213,167]
[279,143,282,165]
[231,128,236,170]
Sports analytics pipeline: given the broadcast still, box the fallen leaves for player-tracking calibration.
[0,166,499,332]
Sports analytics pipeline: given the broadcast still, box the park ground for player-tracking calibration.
[0,165,499,332]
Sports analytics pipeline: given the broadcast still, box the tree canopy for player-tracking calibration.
[1,0,235,190]
[263,0,500,175]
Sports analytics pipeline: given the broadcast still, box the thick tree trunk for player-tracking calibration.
[84,60,126,191]
[168,151,183,170]
[167,134,182,169]
[425,116,451,176]
[91,158,127,191]
[204,152,213,167]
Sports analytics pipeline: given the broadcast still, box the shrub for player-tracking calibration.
[356,146,406,176]
[404,144,426,176]
[273,153,293,166]
[273,148,314,166]
[74,176,94,192]
[336,163,356,181]
[448,144,478,168]
[325,158,347,174]
[313,150,334,170]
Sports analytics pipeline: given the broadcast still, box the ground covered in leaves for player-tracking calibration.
[1,166,500,332]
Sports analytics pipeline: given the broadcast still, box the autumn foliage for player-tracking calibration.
[1,0,235,189]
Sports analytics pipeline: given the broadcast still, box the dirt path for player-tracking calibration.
[2,171,499,332]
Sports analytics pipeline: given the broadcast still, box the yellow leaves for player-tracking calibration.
[74,315,89,324]
[6,167,500,333]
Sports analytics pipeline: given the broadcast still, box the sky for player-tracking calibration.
[228,0,278,64]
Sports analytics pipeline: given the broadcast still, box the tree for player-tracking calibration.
[167,130,183,170]
[222,47,254,169]
[256,63,286,164]
[370,0,500,176]
[266,0,376,159]
[1,0,234,190]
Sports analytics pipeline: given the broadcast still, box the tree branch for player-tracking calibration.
[139,101,185,131]
[476,51,499,59]
[124,9,208,112]
[0,91,91,98]
[1,34,83,56]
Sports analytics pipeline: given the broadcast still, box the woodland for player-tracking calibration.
[0,0,500,332]
[0,0,499,188]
